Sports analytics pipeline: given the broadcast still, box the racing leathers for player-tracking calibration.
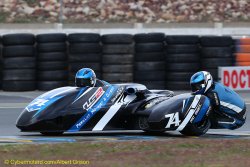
[205,82,246,130]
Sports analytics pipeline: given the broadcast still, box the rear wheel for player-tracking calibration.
[40,132,64,136]
[180,119,211,136]
[138,116,165,135]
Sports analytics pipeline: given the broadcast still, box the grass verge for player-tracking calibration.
[0,139,250,167]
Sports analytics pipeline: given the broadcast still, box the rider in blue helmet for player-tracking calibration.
[75,68,109,87]
[190,71,246,130]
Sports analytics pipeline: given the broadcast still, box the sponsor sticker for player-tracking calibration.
[220,66,250,90]
[68,86,117,132]
[82,87,104,110]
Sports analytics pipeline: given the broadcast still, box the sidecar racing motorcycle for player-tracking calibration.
[16,83,212,136]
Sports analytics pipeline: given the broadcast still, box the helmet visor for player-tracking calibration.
[191,81,204,93]
[75,78,92,87]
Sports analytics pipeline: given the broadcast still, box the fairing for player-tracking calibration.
[16,83,211,133]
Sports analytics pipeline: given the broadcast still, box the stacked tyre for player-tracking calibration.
[234,38,250,66]
[134,33,166,89]
[165,35,200,90]
[200,36,233,81]
[101,34,134,83]
[2,34,36,91]
[68,33,102,85]
[36,33,68,90]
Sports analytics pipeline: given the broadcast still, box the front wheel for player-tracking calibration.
[180,119,211,136]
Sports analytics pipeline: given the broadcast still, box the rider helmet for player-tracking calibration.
[190,71,213,94]
[75,68,96,87]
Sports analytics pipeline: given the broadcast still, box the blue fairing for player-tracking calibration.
[73,87,87,102]
[193,97,210,123]
[68,85,118,132]
[25,87,74,118]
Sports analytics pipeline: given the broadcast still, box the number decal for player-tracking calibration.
[165,112,180,128]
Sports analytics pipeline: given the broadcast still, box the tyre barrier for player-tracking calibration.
[235,38,250,66]
[200,36,234,81]
[102,34,134,83]
[165,35,200,90]
[2,33,36,91]
[0,33,239,91]
[36,33,68,90]
[68,33,102,86]
[134,33,166,89]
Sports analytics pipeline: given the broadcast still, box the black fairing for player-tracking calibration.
[137,93,210,131]
[16,84,155,132]
[16,83,210,133]
[136,94,190,130]
[16,87,81,131]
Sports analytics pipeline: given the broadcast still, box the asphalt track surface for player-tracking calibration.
[0,90,250,144]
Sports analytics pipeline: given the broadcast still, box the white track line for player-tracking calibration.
[0,103,28,108]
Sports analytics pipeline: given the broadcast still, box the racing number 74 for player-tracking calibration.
[165,112,180,128]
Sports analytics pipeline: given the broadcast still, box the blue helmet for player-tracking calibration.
[190,71,213,94]
[75,68,96,87]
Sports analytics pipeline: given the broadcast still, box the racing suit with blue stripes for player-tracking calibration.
[205,82,246,130]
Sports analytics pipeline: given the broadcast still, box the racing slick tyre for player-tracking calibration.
[40,132,64,136]
[134,33,165,43]
[101,34,133,44]
[135,71,165,81]
[67,33,100,43]
[138,116,165,134]
[201,58,233,68]
[166,72,194,82]
[166,54,200,63]
[69,53,101,62]
[69,62,101,72]
[38,52,67,61]
[165,35,199,45]
[200,36,233,47]
[69,43,102,54]
[180,119,211,136]
[37,43,67,53]
[36,33,67,43]
[3,57,36,69]
[166,45,199,54]
[167,63,200,72]
[3,46,35,57]
[102,54,133,64]
[2,33,35,45]
[38,70,68,81]
[135,43,164,52]
[135,52,165,62]
[102,65,133,73]
[166,81,190,90]
[3,69,36,81]
[102,73,133,82]
[135,62,165,71]
[38,61,67,71]
[103,44,134,54]
[201,47,232,58]
[38,81,67,91]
